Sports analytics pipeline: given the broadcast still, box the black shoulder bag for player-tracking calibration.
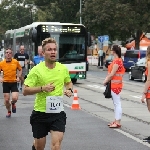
[103,81,112,98]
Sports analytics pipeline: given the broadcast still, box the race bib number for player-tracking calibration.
[19,61,25,67]
[46,96,63,113]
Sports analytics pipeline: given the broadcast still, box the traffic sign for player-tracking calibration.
[98,36,104,43]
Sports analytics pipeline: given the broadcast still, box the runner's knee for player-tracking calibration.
[12,97,18,102]
[4,99,10,105]
[51,142,61,150]
[4,95,10,102]
[51,132,63,150]
[35,138,46,150]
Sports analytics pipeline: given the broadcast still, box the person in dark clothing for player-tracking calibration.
[14,45,29,91]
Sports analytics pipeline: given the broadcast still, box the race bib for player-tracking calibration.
[46,96,63,113]
[19,61,25,67]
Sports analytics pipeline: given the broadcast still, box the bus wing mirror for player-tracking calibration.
[88,32,91,47]
[30,28,37,43]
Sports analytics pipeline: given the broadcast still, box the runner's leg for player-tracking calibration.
[3,82,11,117]
[4,93,11,111]
[34,137,46,150]
[20,68,26,90]
[50,112,66,150]
[11,92,18,113]
[50,131,64,150]
[11,82,19,113]
[31,121,48,150]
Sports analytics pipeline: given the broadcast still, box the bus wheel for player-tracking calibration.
[71,79,77,84]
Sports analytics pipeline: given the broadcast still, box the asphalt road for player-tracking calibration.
[0,67,150,150]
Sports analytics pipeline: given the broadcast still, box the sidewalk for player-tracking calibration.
[89,65,108,71]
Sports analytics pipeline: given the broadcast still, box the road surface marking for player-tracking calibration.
[64,103,70,108]
[115,129,150,148]
[87,85,105,91]
[64,102,150,147]
[130,95,142,99]
[87,85,143,99]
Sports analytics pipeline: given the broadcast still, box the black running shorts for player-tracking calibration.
[3,82,19,93]
[30,110,67,139]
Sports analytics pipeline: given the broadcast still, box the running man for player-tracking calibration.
[0,48,22,117]
[23,38,73,150]
[14,45,29,91]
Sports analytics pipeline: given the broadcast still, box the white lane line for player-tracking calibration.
[87,85,105,91]
[87,85,143,98]
[87,85,95,88]
[130,95,142,99]
[64,103,70,108]
[64,103,150,147]
[114,129,150,148]
[92,85,101,88]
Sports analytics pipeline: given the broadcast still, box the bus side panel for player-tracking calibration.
[65,62,86,80]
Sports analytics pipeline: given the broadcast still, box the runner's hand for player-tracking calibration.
[17,77,20,82]
[0,77,3,82]
[64,90,72,98]
[43,83,55,92]
[141,94,146,103]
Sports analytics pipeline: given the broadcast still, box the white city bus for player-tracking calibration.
[4,22,91,83]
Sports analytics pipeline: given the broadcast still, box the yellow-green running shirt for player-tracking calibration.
[24,62,71,112]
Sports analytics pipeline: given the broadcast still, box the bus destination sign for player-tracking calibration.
[41,25,81,33]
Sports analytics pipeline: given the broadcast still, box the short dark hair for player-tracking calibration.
[5,48,12,53]
[112,45,121,58]
[6,47,12,50]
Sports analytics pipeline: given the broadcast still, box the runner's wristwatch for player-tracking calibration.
[68,88,73,93]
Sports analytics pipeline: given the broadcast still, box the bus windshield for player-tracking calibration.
[58,35,85,62]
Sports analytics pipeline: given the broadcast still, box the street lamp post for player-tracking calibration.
[80,0,82,24]
[25,4,35,24]
[30,8,33,24]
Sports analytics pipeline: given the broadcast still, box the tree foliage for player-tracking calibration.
[83,0,150,48]
[1,0,150,48]
[0,0,36,31]
[34,0,80,23]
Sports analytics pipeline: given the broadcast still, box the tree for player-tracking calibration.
[82,0,150,49]
[33,0,80,23]
[0,0,36,30]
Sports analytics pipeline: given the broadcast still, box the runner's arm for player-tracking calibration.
[65,81,73,91]
[64,67,73,91]
[23,85,42,96]
[25,53,30,64]
[17,61,22,79]
[0,62,3,82]
[23,67,41,96]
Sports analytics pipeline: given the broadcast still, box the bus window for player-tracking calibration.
[59,35,85,61]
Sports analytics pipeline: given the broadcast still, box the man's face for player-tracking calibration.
[43,43,57,63]
[5,49,12,59]
[38,47,43,55]
[20,46,25,53]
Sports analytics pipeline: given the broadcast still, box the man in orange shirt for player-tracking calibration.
[0,48,22,118]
